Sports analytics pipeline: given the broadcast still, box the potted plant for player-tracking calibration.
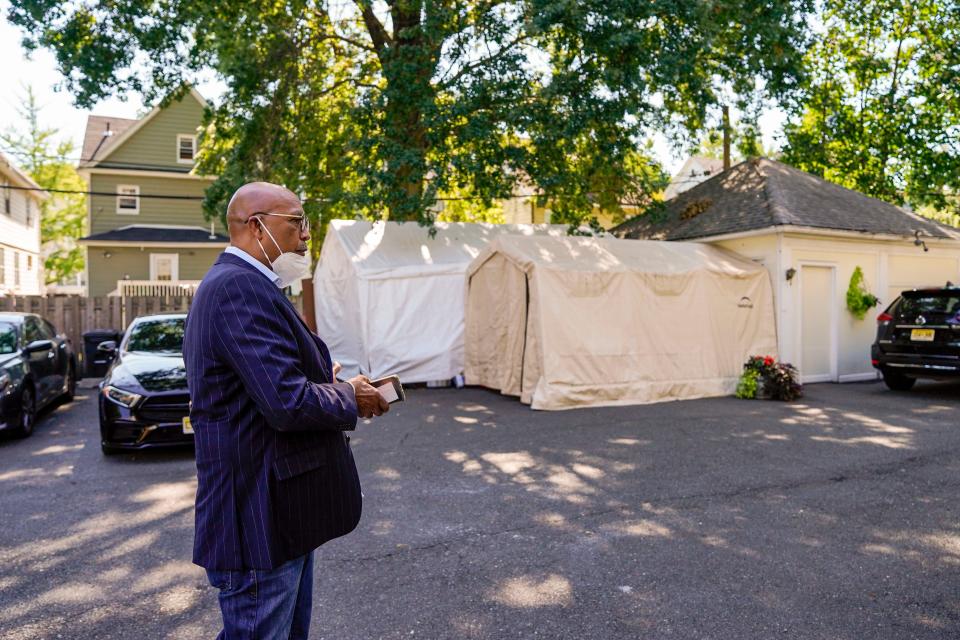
[735,355,803,401]
[846,266,880,320]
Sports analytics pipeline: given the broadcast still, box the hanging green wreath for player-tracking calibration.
[846,266,879,320]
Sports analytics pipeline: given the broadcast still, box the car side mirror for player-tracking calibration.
[97,340,118,354]
[24,339,55,354]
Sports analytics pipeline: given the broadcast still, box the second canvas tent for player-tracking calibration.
[314,219,565,382]
[465,235,778,409]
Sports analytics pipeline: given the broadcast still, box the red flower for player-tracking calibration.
[763,356,774,366]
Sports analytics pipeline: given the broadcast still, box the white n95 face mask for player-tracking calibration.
[256,219,311,288]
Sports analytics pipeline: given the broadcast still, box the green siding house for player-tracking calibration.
[77,88,228,297]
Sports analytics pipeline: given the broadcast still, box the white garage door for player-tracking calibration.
[887,255,959,303]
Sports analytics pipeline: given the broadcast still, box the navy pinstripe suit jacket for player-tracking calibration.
[184,252,362,571]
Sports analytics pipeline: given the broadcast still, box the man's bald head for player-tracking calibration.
[225,182,309,266]
[226,182,301,228]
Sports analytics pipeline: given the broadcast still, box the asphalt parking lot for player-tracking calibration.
[1,378,959,639]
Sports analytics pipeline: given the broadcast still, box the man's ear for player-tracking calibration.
[247,216,263,238]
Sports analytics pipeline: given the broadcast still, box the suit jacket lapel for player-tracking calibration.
[218,252,334,382]
[277,293,334,382]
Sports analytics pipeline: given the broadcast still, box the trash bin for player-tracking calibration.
[82,329,121,379]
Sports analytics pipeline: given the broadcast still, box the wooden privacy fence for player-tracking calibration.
[0,296,193,370]
[0,293,306,371]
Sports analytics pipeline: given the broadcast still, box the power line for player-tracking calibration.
[3,184,205,200]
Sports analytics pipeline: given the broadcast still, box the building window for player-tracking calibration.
[26,255,32,271]
[14,251,20,287]
[116,185,140,214]
[2,183,9,215]
[25,198,31,226]
[0,248,5,284]
[149,253,179,281]
[177,135,197,163]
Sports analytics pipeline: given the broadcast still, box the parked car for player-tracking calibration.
[0,312,78,438]
[98,313,191,454]
[871,286,960,390]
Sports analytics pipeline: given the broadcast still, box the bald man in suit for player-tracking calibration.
[184,182,389,639]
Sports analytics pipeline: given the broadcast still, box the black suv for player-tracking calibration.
[871,286,960,390]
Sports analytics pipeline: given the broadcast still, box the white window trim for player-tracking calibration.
[116,184,140,215]
[149,253,180,281]
[176,134,197,164]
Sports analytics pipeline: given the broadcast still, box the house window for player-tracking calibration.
[27,255,32,271]
[25,199,31,226]
[177,135,197,163]
[117,185,140,214]
[0,248,5,284]
[149,253,179,281]
[2,183,9,215]
[14,251,20,287]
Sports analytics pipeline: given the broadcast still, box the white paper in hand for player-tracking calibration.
[371,375,404,403]
[377,382,399,404]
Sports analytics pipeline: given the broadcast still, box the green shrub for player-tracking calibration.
[736,369,760,399]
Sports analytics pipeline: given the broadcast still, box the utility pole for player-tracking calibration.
[722,105,731,171]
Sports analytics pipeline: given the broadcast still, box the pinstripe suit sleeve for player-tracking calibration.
[212,274,358,432]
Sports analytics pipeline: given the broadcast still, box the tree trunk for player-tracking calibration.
[364,1,438,221]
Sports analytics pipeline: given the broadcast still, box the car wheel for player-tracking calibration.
[14,386,36,438]
[62,363,77,402]
[883,371,916,391]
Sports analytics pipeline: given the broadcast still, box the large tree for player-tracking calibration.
[9,0,813,229]
[1,88,87,285]
[781,0,960,213]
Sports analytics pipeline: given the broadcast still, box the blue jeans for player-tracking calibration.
[206,552,314,640]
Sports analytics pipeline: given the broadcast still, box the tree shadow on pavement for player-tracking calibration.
[0,385,213,640]
[313,379,960,639]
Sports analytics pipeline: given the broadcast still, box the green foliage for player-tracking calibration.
[435,185,505,224]
[1,87,87,285]
[8,0,814,228]
[735,368,760,399]
[782,0,960,216]
[846,266,880,320]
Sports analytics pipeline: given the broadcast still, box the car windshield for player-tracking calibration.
[125,318,185,354]
[897,293,960,323]
[0,322,17,354]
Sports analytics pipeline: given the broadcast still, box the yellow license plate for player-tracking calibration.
[911,328,935,342]
[182,416,194,434]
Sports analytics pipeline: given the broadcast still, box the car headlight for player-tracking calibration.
[103,385,142,408]
[0,372,9,391]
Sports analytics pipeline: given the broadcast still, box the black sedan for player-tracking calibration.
[871,286,960,390]
[98,313,192,455]
[0,312,78,438]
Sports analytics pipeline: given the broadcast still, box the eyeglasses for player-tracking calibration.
[250,212,309,234]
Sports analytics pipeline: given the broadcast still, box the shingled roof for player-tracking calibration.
[79,226,228,244]
[612,158,960,241]
[80,115,138,165]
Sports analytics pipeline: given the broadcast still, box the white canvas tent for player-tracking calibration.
[313,220,566,382]
[465,235,778,410]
